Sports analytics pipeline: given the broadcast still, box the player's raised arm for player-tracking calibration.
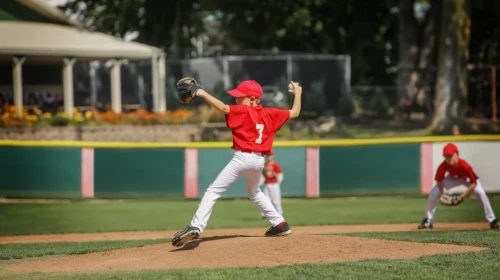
[288,81,302,119]
[196,89,230,114]
[176,77,230,114]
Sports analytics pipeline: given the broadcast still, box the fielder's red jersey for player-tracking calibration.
[263,161,282,183]
[225,105,290,154]
[434,158,479,183]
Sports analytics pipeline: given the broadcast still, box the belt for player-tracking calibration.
[240,150,263,156]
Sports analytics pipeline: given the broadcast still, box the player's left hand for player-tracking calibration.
[177,77,202,104]
[439,193,464,206]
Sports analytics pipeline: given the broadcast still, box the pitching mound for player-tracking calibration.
[0,222,490,244]
[5,235,486,273]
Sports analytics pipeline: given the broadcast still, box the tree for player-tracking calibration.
[201,0,398,85]
[59,0,206,59]
[429,0,470,131]
[396,0,419,110]
[394,0,441,118]
[59,0,143,38]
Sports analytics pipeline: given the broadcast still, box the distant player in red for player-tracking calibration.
[172,79,303,247]
[418,143,498,230]
[259,150,284,217]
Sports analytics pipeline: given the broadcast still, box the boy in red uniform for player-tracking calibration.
[418,143,498,230]
[259,150,284,217]
[172,79,303,247]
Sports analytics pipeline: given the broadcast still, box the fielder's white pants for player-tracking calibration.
[261,183,283,215]
[425,175,496,222]
[190,151,285,233]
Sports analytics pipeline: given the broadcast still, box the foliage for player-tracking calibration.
[470,0,500,64]
[0,105,201,128]
[58,0,398,85]
[60,0,206,59]
[55,0,500,129]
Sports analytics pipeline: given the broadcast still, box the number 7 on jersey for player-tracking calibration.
[255,124,264,144]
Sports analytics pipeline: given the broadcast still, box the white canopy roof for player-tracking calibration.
[0,21,159,60]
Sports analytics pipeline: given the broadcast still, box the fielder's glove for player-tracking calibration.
[177,76,202,104]
[439,193,464,206]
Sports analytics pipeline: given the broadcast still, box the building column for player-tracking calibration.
[158,52,166,112]
[63,57,76,118]
[151,49,159,112]
[151,49,167,113]
[12,56,25,117]
[110,58,122,113]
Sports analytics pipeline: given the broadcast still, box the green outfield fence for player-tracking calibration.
[1,135,500,199]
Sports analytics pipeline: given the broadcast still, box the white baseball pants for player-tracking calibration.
[190,151,285,233]
[425,175,497,222]
[261,183,283,215]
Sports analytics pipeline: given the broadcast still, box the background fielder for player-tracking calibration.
[418,143,499,230]
[259,149,284,217]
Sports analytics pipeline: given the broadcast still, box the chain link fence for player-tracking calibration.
[1,57,497,121]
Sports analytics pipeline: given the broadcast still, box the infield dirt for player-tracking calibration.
[2,222,490,273]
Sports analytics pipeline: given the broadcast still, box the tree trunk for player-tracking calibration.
[413,0,442,115]
[429,0,470,132]
[396,0,419,119]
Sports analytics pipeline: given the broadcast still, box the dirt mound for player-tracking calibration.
[6,235,486,273]
[0,222,490,244]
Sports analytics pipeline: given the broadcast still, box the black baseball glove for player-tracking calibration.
[439,193,464,206]
[177,77,202,104]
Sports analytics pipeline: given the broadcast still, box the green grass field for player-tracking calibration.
[1,197,499,279]
[0,196,497,236]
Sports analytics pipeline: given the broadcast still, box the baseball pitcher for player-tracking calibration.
[172,77,303,247]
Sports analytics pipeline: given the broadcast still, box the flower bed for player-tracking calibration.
[0,105,207,128]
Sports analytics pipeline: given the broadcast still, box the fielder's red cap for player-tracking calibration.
[443,143,459,155]
[227,80,263,99]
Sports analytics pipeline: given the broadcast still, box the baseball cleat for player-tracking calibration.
[418,218,433,229]
[490,219,499,230]
[171,225,201,247]
[265,222,292,237]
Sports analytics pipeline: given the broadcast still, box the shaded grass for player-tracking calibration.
[1,197,499,236]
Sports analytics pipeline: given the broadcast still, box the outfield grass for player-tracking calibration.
[1,198,499,279]
[1,197,499,236]
[0,230,499,280]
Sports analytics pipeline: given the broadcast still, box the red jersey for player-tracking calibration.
[263,161,282,183]
[434,158,479,183]
[225,105,290,154]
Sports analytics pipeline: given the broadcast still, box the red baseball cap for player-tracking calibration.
[443,143,459,155]
[227,80,263,99]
